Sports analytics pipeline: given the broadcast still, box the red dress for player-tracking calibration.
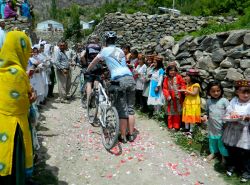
[163,74,186,129]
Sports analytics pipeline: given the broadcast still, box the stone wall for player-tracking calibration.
[4,17,38,43]
[94,12,236,49]
[35,31,63,45]
[163,30,250,99]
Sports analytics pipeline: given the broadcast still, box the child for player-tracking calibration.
[181,69,201,135]
[134,54,147,110]
[163,62,186,130]
[202,81,229,163]
[147,55,165,112]
[222,80,250,183]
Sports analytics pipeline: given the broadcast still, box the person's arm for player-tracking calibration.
[182,83,199,96]
[162,77,171,100]
[86,55,101,72]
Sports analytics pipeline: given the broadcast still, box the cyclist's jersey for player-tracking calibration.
[85,43,102,64]
[97,45,132,80]
[85,43,102,74]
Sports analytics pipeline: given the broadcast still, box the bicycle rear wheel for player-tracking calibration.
[87,91,99,127]
[69,75,80,98]
[101,106,120,150]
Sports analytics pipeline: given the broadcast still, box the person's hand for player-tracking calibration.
[178,89,186,92]
[28,89,37,103]
[230,112,240,118]
[155,87,159,93]
[63,69,69,76]
[167,96,171,101]
[201,115,208,123]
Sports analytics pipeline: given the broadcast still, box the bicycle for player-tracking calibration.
[69,64,87,108]
[87,76,120,150]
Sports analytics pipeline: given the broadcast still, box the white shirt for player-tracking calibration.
[0,27,6,49]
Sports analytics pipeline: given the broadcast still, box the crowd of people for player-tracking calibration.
[0,28,249,184]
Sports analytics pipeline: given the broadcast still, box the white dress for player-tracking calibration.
[134,64,147,91]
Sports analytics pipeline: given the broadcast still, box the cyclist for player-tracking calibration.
[81,35,102,104]
[86,31,137,143]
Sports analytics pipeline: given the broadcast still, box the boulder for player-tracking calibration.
[243,32,250,45]
[176,52,191,59]
[244,68,250,80]
[159,36,175,48]
[196,55,217,71]
[214,68,228,80]
[172,44,179,56]
[220,57,235,68]
[211,48,226,62]
[225,68,244,81]
[221,81,233,88]
[240,59,250,69]
[224,30,248,46]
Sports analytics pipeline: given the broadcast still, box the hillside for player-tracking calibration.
[29,0,107,20]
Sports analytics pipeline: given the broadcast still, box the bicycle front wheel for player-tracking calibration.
[87,91,99,127]
[69,75,80,98]
[101,106,120,150]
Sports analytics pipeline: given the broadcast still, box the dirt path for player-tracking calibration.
[36,93,228,185]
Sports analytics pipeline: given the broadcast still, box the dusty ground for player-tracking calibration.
[34,89,230,185]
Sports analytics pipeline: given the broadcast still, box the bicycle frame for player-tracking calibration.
[97,82,111,128]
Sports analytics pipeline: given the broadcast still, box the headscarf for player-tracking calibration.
[0,31,31,115]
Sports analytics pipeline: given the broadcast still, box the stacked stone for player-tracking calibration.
[167,30,250,99]
[94,12,236,50]
[4,17,31,31]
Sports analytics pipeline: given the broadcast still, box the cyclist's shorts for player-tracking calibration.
[85,73,102,83]
[114,76,136,119]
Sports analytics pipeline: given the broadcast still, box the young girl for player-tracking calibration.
[181,69,201,135]
[163,62,186,130]
[222,80,250,183]
[203,81,229,163]
[147,55,165,112]
[134,54,147,110]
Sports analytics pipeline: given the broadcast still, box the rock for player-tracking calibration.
[240,59,250,69]
[211,48,226,62]
[243,32,250,45]
[176,52,191,59]
[221,81,233,88]
[244,68,250,80]
[225,68,244,81]
[179,57,195,66]
[199,69,210,78]
[193,50,203,61]
[220,57,235,68]
[224,30,248,46]
[159,36,175,49]
[172,44,179,56]
[227,45,245,58]
[197,55,217,71]
[199,35,219,51]
[224,87,235,99]
[214,68,228,80]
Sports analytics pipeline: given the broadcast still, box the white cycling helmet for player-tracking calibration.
[104,31,117,40]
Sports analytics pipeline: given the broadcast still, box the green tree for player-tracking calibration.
[64,4,82,42]
[50,0,57,19]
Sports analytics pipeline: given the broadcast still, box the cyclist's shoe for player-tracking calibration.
[127,132,137,142]
[118,135,127,144]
